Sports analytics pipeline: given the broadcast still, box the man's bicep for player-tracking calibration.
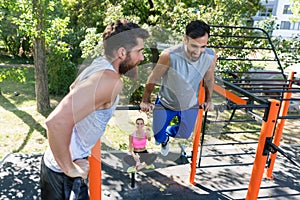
[205,55,217,80]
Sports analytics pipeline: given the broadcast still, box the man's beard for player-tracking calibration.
[119,56,139,79]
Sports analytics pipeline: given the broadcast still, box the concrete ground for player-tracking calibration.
[0,143,299,200]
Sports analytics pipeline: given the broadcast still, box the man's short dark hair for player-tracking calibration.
[186,20,210,39]
[103,19,149,58]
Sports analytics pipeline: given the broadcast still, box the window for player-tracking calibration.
[258,6,273,16]
[283,5,293,14]
[291,22,300,30]
[280,21,291,29]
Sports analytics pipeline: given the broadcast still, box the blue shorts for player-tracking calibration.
[153,98,198,143]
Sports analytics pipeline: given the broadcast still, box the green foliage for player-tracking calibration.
[290,0,300,21]
[80,28,103,59]
[0,0,32,57]
[3,0,298,99]
[254,17,300,69]
[47,41,77,95]
[272,35,300,69]
[0,67,27,83]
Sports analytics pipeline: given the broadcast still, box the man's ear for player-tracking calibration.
[117,47,126,59]
[183,35,188,44]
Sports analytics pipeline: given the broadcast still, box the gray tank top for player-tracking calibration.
[158,44,215,110]
[44,57,119,172]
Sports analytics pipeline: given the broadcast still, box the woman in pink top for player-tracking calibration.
[126,118,156,172]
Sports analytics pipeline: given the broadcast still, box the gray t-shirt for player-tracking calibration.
[158,44,215,110]
[44,57,119,172]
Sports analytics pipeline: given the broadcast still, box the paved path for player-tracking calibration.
[0,143,299,199]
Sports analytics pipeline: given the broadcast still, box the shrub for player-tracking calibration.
[47,41,77,95]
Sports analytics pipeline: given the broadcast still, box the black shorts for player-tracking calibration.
[40,156,89,200]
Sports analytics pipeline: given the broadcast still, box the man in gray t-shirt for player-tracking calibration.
[140,20,217,156]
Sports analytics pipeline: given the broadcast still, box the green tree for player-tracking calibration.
[290,0,300,21]
[1,0,266,107]
[32,0,50,113]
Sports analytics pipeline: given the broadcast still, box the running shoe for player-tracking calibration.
[145,164,155,170]
[127,166,136,173]
[160,136,169,156]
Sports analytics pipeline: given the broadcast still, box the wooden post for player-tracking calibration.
[265,71,295,179]
[89,139,102,200]
[246,99,280,200]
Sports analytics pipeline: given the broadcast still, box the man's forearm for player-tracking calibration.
[204,77,214,102]
[141,83,155,103]
[46,117,75,175]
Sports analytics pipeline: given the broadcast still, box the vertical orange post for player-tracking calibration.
[89,139,102,200]
[265,71,295,179]
[246,99,280,200]
[190,81,205,185]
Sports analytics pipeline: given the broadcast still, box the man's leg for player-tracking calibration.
[166,108,198,139]
[152,99,178,143]
[40,156,89,200]
[40,156,65,200]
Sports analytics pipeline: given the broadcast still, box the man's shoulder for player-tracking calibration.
[205,47,215,56]
[169,43,184,53]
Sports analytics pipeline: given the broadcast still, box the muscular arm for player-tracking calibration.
[45,70,122,178]
[203,54,217,110]
[140,50,170,110]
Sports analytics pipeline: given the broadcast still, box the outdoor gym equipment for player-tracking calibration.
[85,25,300,199]
[86,70,299,200]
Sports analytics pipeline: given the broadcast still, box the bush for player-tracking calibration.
[47,41,77,95]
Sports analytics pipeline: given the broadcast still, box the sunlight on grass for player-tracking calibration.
[0,66,48,159]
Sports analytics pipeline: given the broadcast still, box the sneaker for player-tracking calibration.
[160,136,169,156]
[145,164,155,170]
[127,166,136,173]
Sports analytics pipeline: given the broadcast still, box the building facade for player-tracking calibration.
[253,0,300,38]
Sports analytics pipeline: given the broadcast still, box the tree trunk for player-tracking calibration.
[34,37,50,113]
[33,0,50,113]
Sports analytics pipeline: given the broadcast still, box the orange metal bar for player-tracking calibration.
[190,82,247,184]
[246,99,280,200]
[89,139,101,200]
[190,81,205,185]
[214,84,247,105]
[265,71,295,179]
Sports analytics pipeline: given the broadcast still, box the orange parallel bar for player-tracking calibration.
[265,71,295,179]
[190,81,205,185]
[190,82,247,184]
[214,84,247,105]
[246,99,280,200]
[89,139,102,200]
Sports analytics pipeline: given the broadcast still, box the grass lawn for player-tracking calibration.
[0,62,164,159]
[0,66,47,159]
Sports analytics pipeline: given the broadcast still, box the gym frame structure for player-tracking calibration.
[88,25,300,199]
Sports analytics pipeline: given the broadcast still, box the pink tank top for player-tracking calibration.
[132,131,147,148]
